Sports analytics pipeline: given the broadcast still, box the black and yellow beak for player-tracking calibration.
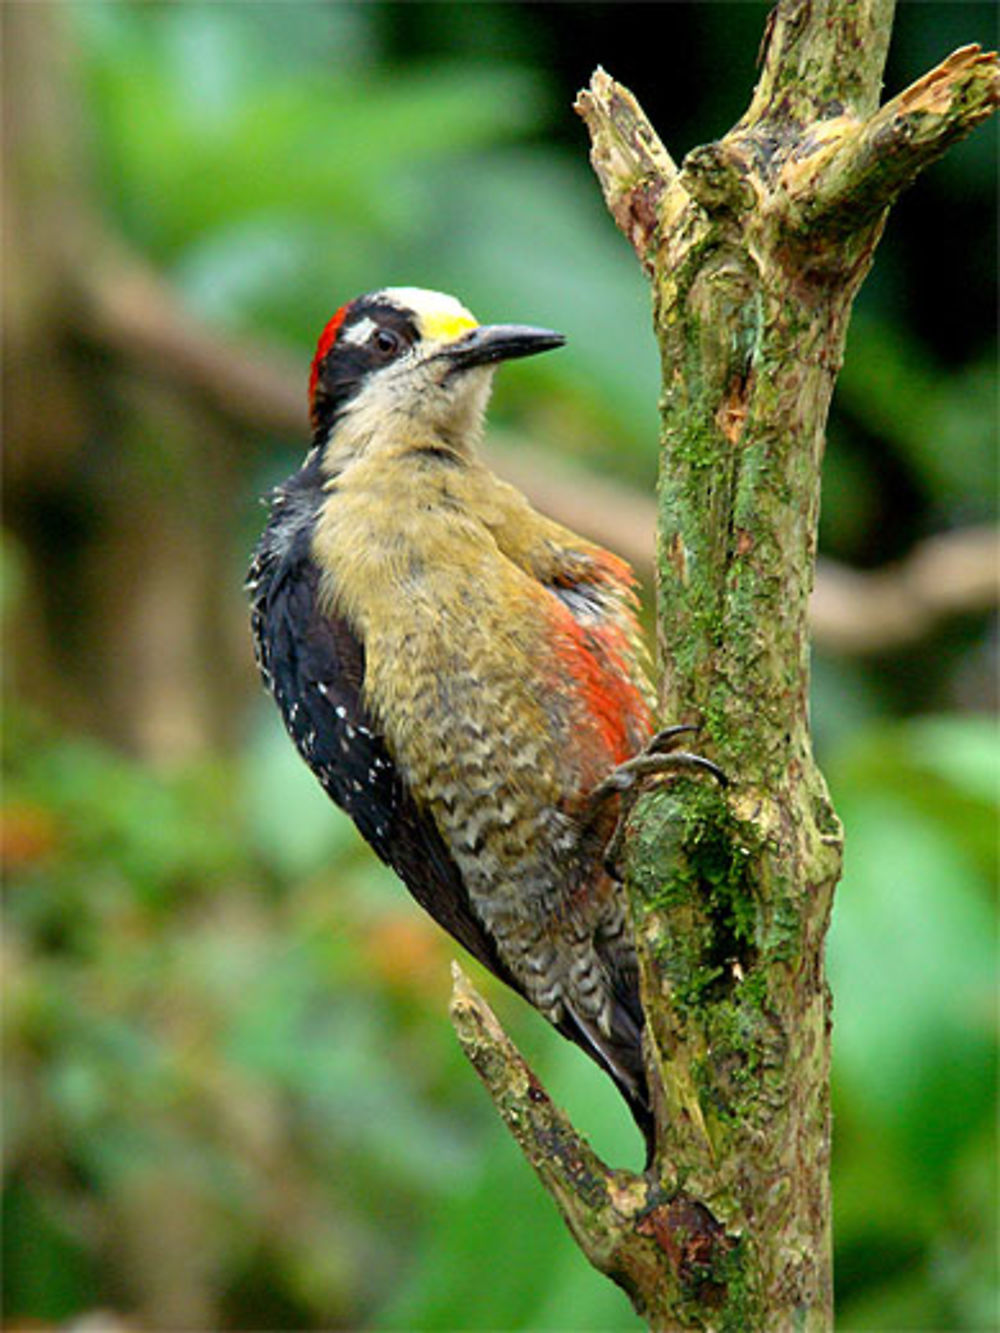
[441,323,566,372]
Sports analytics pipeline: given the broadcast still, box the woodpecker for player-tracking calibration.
[248,287,720,1157]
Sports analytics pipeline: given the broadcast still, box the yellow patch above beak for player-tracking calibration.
[420,310,479,344]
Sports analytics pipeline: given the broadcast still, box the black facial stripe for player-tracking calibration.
[311,300,421,439]
[344,299,420,346]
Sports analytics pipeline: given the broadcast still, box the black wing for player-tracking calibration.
[248,494,652,1158]
[249,514,516,984]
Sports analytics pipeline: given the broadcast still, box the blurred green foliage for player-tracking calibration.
[3,2,996,1329]
[5,704,996,1329]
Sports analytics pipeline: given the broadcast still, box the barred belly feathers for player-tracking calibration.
[248,287,714,1158]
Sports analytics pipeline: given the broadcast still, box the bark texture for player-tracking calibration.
[451,3,998,1329]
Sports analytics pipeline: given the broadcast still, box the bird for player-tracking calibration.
[248,286,722,1159]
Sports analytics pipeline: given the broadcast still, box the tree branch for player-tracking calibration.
[449,966,639,1265]
[748,0,895,124]
[814,527,1000,654]
[449,964,742,1327]
[785,44,1000,234]
[456,6,998,1328]
[574,67,683,273]
[77,244,305,439]
[59,242,997,664]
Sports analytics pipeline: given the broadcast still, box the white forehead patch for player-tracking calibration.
[342,317,376,346]
[378,287,477,326]
[375,287,480,344]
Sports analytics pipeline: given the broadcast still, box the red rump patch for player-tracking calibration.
[308,303,352,418]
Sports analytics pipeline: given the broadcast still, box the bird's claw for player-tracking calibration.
[587,725,728,807]
[644,723,701,755]
[585,723,728,880]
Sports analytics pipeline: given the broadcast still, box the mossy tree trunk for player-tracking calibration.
[451,2,997,1328]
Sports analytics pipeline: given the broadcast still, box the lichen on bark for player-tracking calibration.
[452,4,998,1328]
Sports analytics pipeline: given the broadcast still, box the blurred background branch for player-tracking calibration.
[35,234,1000,657]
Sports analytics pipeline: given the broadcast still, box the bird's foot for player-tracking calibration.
[585,724,728,880]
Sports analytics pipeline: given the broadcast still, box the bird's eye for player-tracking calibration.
[371,328,401,357]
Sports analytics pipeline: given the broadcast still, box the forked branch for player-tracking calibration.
[785,44,1000,234]
[451,4,998,1329]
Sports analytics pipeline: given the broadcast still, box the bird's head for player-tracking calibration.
[308,287,564,468]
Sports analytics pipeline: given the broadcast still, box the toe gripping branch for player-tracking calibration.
[584,724,729,880]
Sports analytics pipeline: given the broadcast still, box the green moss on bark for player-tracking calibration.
[464,22,1000,1333]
